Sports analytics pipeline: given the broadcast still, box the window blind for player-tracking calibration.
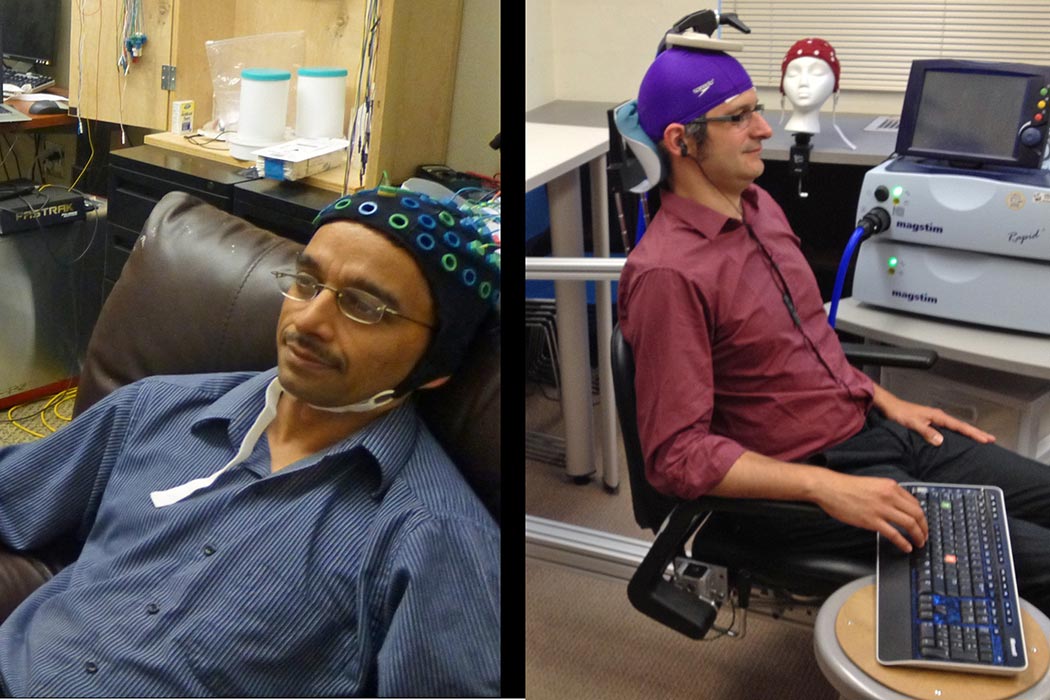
[725,1,1050,93]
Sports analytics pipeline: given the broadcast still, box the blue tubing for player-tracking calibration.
[828,225,867,328]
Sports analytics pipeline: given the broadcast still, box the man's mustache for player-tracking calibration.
[283,330,344,370]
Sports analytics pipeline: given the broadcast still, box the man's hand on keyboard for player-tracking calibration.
[814,472,929,553]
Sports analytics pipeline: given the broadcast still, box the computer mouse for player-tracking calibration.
[28,100,65,115]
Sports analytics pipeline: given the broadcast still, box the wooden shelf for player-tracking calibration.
[143,132,352,194]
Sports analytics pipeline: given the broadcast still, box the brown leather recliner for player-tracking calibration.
[0,190,500,619]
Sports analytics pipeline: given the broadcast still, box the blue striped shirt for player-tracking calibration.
[0,369,500,697]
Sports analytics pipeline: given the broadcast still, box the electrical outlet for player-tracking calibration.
[42,140,64,176]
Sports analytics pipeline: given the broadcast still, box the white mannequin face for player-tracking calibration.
[782,56,835,112]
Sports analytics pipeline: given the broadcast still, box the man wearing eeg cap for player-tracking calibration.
[274,186,501,414]
[0,186,500,697]
[618,42,1050,613]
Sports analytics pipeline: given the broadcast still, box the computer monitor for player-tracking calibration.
[895,59,1050,170]
[0,0,59,69]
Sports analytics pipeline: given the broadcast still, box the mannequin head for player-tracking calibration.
[779,38,840,134]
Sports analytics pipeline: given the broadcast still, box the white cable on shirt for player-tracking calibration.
[149,378,283,507]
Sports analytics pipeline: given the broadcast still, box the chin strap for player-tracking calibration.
[307,389,398,413]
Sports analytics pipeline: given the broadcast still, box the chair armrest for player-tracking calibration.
[627,502,718,639]
[841,342,937,370]
[690,495,825,519]
[627,497,829,638]
[0,545,59,623]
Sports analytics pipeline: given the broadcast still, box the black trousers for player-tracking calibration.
[734,411,1050,616]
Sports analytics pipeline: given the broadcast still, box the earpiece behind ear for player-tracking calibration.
[678,141,688,157]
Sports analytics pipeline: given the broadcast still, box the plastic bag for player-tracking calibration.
[204,30,306,135]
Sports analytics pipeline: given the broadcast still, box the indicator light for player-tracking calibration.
[891,186,904,198]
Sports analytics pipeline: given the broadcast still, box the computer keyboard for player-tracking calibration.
[876,483,1027,675]
[3,71,55,95]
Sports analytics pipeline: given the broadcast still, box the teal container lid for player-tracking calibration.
[299,67,348,78]
[242,68,291,81]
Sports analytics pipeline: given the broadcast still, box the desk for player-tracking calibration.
[526,120,618,489]
[4,86,76,130]
[2,96,76,132]
[833,298,1050,382]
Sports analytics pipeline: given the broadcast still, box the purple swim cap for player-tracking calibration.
[637,47,754,142]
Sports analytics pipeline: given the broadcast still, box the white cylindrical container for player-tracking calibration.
[238,68,291,143]
[295,67,348,139]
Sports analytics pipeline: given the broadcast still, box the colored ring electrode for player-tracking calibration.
[312,186,501,325]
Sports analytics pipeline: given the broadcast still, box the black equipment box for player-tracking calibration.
[0,188,88,235]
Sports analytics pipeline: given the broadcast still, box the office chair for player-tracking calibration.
[611,323,936,639]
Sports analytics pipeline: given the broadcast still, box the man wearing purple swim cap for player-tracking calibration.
[635,46,772,213]
[618,45,1050,613]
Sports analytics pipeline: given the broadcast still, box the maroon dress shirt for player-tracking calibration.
[618,186,874,499]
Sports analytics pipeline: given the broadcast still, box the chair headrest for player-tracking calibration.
[612,100,666,194]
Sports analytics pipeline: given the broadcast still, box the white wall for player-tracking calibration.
[528,1,715,109]
[525,0,555,111]
[526,1,904,116]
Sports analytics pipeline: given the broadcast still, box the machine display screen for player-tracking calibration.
[909,70,1027,161]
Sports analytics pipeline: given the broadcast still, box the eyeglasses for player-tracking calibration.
[690,104,765,129]
[272,270,435,329]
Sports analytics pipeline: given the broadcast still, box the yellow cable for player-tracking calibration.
[52,389,77,422]
[5,387,79,440]
[7,403,45,439]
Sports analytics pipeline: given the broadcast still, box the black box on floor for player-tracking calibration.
[0,188,87,235]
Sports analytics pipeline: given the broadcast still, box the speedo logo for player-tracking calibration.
[891,290,938,305]
[896,220,944,234]
[693,79,714,98]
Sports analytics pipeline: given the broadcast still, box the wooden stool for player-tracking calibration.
[813,576,1050,700]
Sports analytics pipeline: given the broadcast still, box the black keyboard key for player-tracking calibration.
[922,645,951,660]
